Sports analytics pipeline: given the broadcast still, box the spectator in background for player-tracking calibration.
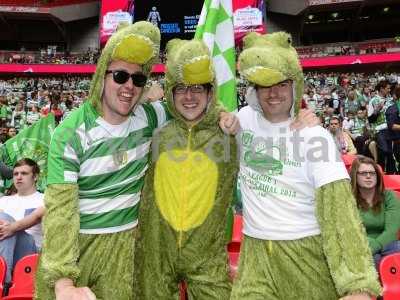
[0,158,44,283]
[0,96,9,127]
[7,127,17,139]
[328,116,357,155]
[60,98,74,121]
[10,101,26,131]
[350,156,400,270]
[41,93,63,123]
[341,90,361,117]
[26,105,40,126]
[358,85,371,108]
[0,127,8,144]
[349,109,374,157]
[385,84,400,172]
[321,106,335,128]
[368,80,395,174]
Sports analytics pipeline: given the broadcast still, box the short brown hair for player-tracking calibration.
[14,158,40,177]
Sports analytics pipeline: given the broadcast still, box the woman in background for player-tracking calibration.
[350,155,400,270]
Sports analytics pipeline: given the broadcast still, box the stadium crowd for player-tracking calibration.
[0,47,100,65]
[0,39,398,65]
[0,75,91,143]
[237,70,400,174]
[0,70,399,175]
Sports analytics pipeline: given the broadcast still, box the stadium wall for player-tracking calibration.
[266,12,301,45]
[68,18,99,51]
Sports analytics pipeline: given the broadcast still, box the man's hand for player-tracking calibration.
[143,82,164,102]
[55,278,96,300]
[219,112,240,135]
[290,108,320,130]
[339,292,373,300]
[0,221,15,240]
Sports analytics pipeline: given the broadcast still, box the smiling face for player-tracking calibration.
[256,80,294,123]
[173,84,211,124]
[102,60,144,124]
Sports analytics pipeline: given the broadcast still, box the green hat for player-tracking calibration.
[238,32,304,115]
[88,21,161,114]
[164,38,219,123]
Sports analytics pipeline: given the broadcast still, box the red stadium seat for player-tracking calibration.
[341,154,357,173]
[231,214,243,244]
[396,191,400,240]
[228,251,240,280]
[179,281,187,300]
[383,175,400,192]
[3,254,39,300]
[379,253,400,300]
[0,256,7,297]
[227,214,243,279]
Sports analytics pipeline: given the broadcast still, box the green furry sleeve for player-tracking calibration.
[315,179,381,297]
[40,183,80,287]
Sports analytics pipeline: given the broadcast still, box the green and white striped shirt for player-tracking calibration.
[47,101,168,234]
[350,117,367,137]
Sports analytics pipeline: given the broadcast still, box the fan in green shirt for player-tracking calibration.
[350,155,400,270]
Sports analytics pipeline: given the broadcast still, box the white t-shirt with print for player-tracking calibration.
[237,106,349,240]
[0,191,44,248]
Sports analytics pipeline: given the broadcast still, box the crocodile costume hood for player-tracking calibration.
[238,31,304,117]
[88,21,160,114]
[164,38,220,127]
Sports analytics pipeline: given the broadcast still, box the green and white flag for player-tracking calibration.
[195,0,237,112]
[1,113,56,191]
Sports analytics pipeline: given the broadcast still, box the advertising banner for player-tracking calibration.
[308,0,361,5]
[233,0,266,43]
[100,0,134,45]
[134,0,266,47]
[134,0,203,48]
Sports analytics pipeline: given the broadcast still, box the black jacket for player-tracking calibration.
[385,103,400,141]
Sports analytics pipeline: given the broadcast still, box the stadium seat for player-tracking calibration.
[227,214,243,279]
[341,154,357,173]
[0,256,7,297]
[379,253,400,300]
[231,214,243,244]
[179,281,187,300]
[383,175,400,192]
[3,254,39,300]
[228,251,240,280]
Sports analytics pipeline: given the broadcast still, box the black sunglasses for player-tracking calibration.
[105,70,147,87]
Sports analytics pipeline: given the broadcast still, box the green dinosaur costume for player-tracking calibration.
[230,32,381,299]
[35,21,165,300]
[133,39,238,300]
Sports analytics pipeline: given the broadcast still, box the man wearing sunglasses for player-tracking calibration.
[35,21,239,300]
[35,21,163,300]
